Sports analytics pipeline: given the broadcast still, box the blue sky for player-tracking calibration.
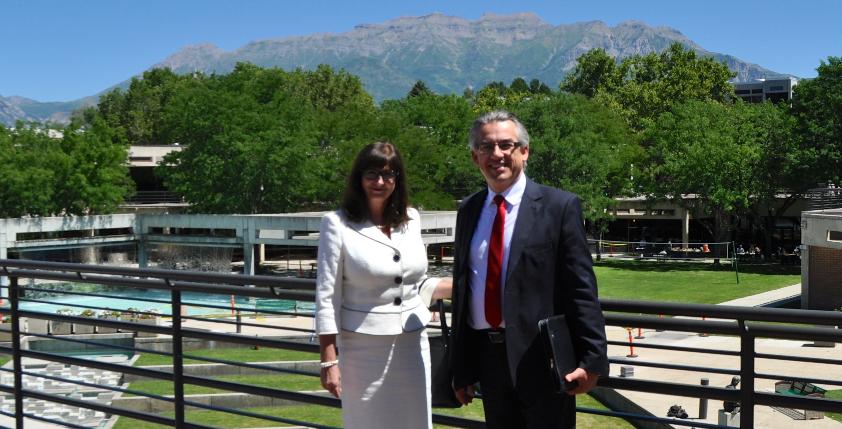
[2,0,840,102]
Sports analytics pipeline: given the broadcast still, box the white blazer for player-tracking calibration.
[315,208,438,336]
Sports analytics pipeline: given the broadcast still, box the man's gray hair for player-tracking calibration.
[468,110,530,150]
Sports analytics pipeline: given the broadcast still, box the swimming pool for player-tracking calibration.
[19,289,314,317]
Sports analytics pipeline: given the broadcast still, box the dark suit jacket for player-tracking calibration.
[450,179,609,397]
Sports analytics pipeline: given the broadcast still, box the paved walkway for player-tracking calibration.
[608,283,841,428]
[718,284,801,307]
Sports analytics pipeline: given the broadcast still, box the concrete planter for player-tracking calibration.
[50,321,72,335]
[0,322,12,342]
[135,317,162,337]
[97,315,121,333]
[73,322,95,335]
[26,318,49,334]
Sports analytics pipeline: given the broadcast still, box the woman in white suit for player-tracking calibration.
[315,142,451,429]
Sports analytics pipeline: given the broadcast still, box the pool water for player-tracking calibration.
[19,289,313,317]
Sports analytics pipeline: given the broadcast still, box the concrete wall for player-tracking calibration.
[800,209,842,310]
[123,360,319,382]
[113,391,330,413]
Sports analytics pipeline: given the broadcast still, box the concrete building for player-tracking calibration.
[800,208,842,310]
[0,211,457,298]
[126,145,184,205]
[604,195,805,250]
[734,77,798,104]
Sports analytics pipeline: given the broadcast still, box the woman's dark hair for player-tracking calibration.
[341,142,410,227]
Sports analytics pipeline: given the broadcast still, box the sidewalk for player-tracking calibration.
[608,283,841,428]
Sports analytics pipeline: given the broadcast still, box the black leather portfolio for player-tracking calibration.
[538,315,579,392]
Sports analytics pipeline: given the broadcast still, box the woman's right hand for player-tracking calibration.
[321,365,342,398]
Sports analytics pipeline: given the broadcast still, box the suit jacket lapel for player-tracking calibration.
[351,222,397,251]
[506,179,542,281]
[459,189,487,277]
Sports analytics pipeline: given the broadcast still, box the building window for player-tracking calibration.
[828,230,842,242]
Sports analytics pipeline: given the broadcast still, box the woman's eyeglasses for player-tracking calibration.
[362,169,398,182]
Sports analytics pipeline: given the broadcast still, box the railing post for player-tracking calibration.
[170,282,185,428]
[739,321,754,429]
[9,275,24,429]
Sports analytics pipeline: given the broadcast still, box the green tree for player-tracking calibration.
[95,68,186,146]
[509,77,530,94]
[512,93,640,226]
[380,92,479,204]
[0,122,132,217]
[156,63,377,213]
[561,48,619,98]
[790,56,842,185]
[528,79,552,95]
[563,43,735,131]
[55,119,134,214]
[0,124,60,216]
[640,100,787,247]
[407,80,433,98]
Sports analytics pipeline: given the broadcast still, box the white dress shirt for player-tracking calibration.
[468,172,527,329]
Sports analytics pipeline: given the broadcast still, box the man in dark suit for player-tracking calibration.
[450,111,608,428]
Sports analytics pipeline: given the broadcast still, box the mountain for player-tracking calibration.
[2,13,786,126]
[0,94,94,126]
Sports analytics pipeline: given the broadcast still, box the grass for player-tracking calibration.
[111,393,632,429]
[125,373,321,396]
[827,389,842,423]
[132,347,318,366]
[0,356,10,367]
[594,260,800,303]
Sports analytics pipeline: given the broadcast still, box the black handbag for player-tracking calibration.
[429,299,461,408]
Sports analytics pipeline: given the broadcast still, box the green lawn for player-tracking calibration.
[827,389,842,423]
[0,356,10,367]
[132,347,318,366]
[111,393,632,428]
[125,373,321,396]
[594,260,800,303]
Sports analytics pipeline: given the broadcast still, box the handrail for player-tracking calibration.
[0,258,840,429]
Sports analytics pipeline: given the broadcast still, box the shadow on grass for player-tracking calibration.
[594,259,800,276]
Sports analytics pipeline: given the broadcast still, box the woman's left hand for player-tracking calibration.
[321,365,342,398]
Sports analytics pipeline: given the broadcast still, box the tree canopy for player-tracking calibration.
[640,100,793,242]
[790,56,842,186]
[0,121,132,217]
[562,43,735,131]
[512,93,640,226]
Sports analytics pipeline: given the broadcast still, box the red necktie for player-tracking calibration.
[485,194,506,328]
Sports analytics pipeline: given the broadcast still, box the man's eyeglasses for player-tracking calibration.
[362,169,398,182]
[476,140,522,154]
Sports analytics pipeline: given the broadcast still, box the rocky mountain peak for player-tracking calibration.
[2,13,784,126]
[156,43,226,71]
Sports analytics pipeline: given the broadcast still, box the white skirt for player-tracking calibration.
[338,328,432,429]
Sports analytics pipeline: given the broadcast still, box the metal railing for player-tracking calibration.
[124,191,185,205]
[805,186,842,210]
[0,259,840,429]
